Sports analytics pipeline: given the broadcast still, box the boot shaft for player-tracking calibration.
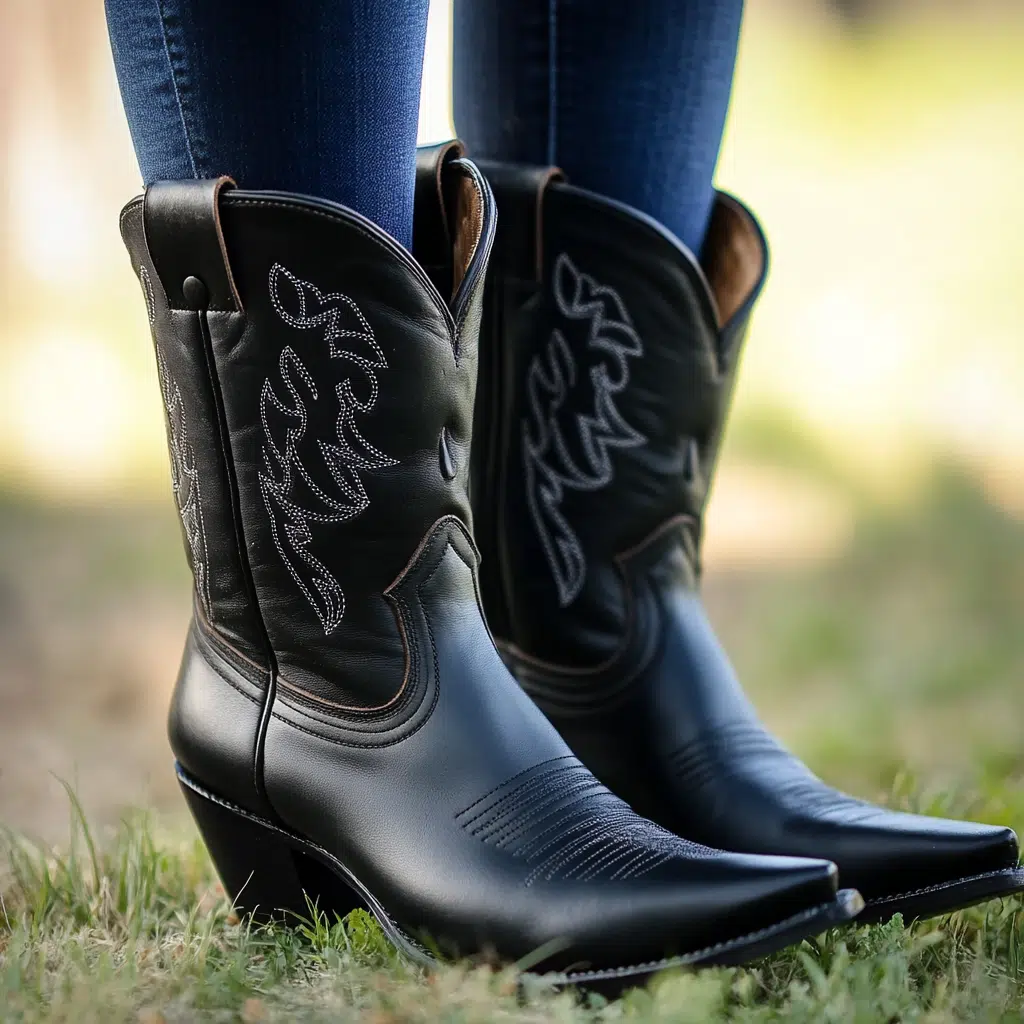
[122,149,495,710]
[472,163,766,663]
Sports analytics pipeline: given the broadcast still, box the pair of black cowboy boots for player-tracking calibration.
[121,142,1023,986]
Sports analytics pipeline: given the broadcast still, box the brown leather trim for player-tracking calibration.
[210,175,243,312]
[430,139,466,250]
[142,175,243,313]
[450,169,483,295]
[271,515,468,714]
[194,597,270,678]
[274,610,412,713]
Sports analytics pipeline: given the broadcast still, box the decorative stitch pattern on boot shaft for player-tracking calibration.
[143,265,212,617]
[260,264,397,633]
[140,264,157,325]
[522,254,645,607]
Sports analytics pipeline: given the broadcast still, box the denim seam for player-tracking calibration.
[547,0,558,164]
[155,0,198,178]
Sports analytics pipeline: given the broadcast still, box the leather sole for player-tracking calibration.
[176,764,864,986]
[858,867,1024,926]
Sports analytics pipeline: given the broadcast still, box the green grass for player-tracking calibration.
[0,793,1021,1022]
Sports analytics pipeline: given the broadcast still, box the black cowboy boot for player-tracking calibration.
[118,144,859,985]
[472,160,1024,924]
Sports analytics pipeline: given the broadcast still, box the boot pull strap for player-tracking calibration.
[414,140,466,253]
[471,161,564,282]
[143,176,242,312]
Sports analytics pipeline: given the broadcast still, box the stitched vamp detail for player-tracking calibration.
[668,721,786,793]
[456,757,719,886]
[668,722,872,820]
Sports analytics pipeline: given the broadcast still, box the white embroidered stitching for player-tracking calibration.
[140,264,156,325]
[261,264,397,634]
[152,335,212,616]
[522,253,645,607]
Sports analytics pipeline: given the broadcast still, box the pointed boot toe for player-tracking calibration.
[838,815,1022,922]
[470,159,1023,925]
[611,852,847,964]
[529,854,856,986]
[121,144,860,989]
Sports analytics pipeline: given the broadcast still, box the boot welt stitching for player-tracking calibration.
[178,768,848,983]
[863,866,1024,908]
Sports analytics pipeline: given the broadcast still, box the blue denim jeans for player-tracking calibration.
[453,0,744,255]
[106,0,743,255]
[105,0,430,247]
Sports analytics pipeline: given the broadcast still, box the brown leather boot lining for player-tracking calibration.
[447,170,484,297]
[701,194,764,328]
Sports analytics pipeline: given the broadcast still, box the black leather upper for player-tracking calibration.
[122,181,270,673]
[120,148,846,971]
[473,161,1020,906]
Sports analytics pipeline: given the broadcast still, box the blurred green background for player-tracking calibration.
[0,0,1021,843]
